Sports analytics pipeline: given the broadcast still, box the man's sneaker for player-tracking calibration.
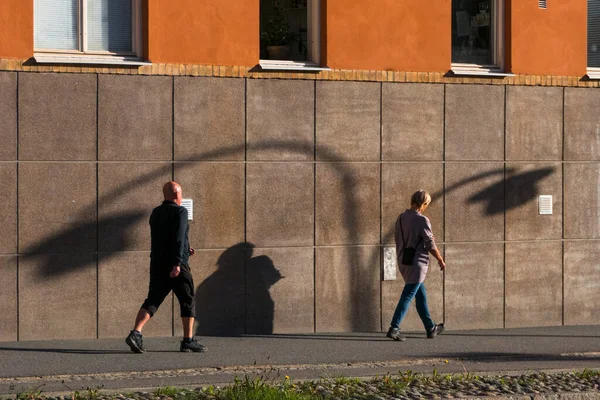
[386,327,406,342]
[125,330,145,353]
[180,337,207,352]
[427,323,445,339]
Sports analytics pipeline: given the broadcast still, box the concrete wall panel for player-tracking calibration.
[247,79,314,161]
[505,241,562,328]
[19,163,96,254]
[98,252,172,338]
[381,163,443,245]
[316,163,379,245]
[445,85,504,161]
[505,163,562,241]
[564,163,600,239]
[0,256,17,341]
[382,83,443,161]
[19,73,96,161]
[315,246,380,332]
[19,254,97,340]
[99,75,172,161]
[445,243,504,330]
[445,163,505,242]
[564,88,600,160]
[176,163,245,249]
[506,86,563,161]
[565,88,600,161]
[247,163,314,247]
[0,164,16,253]
[98,163,171,252]
[175,77,245,161]
[316,81,380,161]
[193,248,246,336]
[247,248,314,334]
[0,72,16,161]
[564,241,600,325]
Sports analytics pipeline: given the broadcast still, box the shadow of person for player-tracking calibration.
[194,243,247,336]
[245,246,283,335]
[194,242,283,336]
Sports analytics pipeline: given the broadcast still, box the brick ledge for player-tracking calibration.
[0,58,597,87]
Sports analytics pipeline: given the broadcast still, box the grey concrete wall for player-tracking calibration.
[1,71,598,341]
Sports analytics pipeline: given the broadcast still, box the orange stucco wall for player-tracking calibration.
[509,0,586,76]
[146,0,259,66]
[0,0,33,59]
[0,0,591,76]
[325,0,451,72]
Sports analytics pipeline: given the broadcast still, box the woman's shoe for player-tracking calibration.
[427,323,445,339]
[386,327,406,341]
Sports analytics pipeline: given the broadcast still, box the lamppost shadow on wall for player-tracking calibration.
[22,140,366,334]
[22,139,557,336]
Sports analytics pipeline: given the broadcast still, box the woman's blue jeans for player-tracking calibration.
[390,282,435,331]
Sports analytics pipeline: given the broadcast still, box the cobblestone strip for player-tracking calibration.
[1,368,599,400]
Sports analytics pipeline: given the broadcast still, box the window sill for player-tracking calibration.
[34,53,151,66]
[450,64,514,77]
[259,60,330,72]
[586,69,600,80]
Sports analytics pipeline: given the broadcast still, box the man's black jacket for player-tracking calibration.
[149,200,189,270]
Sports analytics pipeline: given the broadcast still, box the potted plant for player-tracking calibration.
[260,0,294,60]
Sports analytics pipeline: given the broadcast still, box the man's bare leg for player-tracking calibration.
[180,317,206,352]
[134,308,152,332]
[126,309,151,353]
[182,317,194,338]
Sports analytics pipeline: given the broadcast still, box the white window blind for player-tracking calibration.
[35,0,135,55]
[87,0,133,53]
[589,0,600,67]
[34,0,78,51]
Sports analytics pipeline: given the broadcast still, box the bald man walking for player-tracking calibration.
[126,181,206,353]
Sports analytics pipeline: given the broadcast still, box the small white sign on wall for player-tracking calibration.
[383,247,397,281]
[181,198,194,220]
[538,195,553,215]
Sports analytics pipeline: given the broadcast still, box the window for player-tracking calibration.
[34,0,146,65]
[451,0,507,75]
[259,0,326,71]
[588,0,600,75]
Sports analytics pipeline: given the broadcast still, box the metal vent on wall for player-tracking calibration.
[539,0,547,9]
[181,198,194,220]
[539,195,553,215]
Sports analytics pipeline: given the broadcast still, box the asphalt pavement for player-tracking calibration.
[0,326,598,395]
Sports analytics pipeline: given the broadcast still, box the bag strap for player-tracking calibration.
[398,214,406,249]
[398,213,422,249]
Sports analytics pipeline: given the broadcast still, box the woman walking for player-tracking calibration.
[387,189,446,342]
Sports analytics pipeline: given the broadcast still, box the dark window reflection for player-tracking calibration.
[588,0,600,67]
[452,0,494,65]
[260,0,308,61]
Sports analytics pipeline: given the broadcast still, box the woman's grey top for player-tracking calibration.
[394,209,438,284]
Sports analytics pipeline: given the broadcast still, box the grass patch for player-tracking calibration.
[14,387,43,400]
[214,376,316,400]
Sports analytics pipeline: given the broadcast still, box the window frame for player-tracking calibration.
[34,0,148,65]
[259,0,329,71]
[451,0,512,76]
[587,0,600,78]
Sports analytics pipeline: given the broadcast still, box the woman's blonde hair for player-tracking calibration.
[410,189,431,208]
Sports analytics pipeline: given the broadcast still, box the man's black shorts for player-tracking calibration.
[141,266,195,318]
